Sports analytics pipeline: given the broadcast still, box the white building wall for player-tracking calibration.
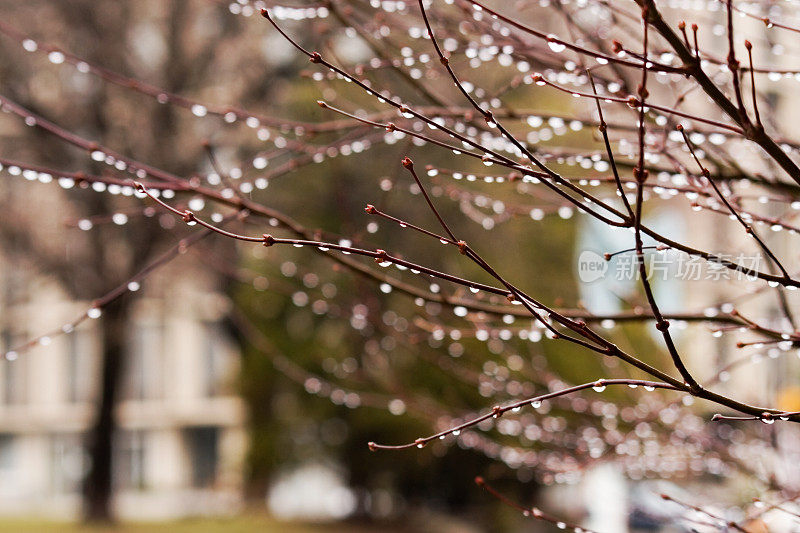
[0,261,247,520]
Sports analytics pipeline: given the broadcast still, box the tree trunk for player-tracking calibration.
[82,297,129,522]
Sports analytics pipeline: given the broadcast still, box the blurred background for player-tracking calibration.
[0,0,799,532]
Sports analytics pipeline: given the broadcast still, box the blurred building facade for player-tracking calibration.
[0,263,246,520]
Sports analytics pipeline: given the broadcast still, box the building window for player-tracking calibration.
[115,430,146,491]
[66,330,92,404]
[184,426,219,489]
[0,434,15,497]
[203,322,229,397]
[124,323,164,400]
[1,268,28,308]
[1,330,26,405]
[50,433,84,495]
[0,434,13,471]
